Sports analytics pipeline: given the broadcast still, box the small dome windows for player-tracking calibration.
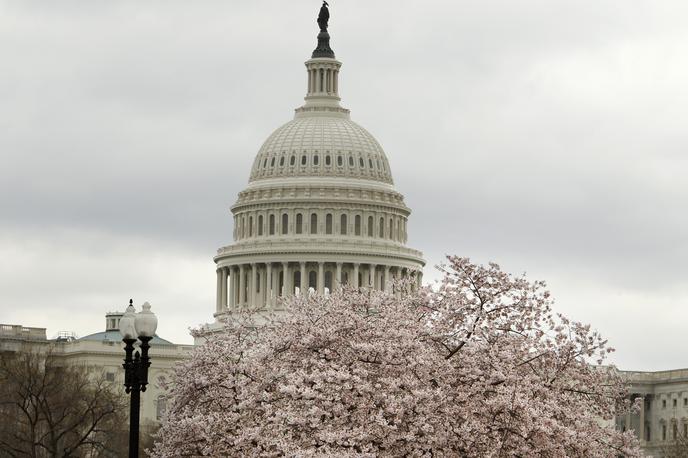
[325,155,331,166]
[337,155,343,166]
[301,155,307,165]
[263,158,268,168]
[359,157,364,168]
[290,155,296,166]
[270,157,276,167]
[280,156,285,166]
[313,155,319,166]
[348,156,354,167]
[369,159,373,169]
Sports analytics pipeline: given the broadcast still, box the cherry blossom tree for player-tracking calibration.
[153,257,641,457]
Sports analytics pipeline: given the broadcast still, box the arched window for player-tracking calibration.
[301,155,307,165]
[379,217,384,238]
[271,157,275,167]
[369,158,373,168]
[313,155,319,165]
[340,214,347,235]
[249,216,253,237]
[269,214,275,235]
[290,155,295,166]
[367,216,373,237]
[239,217,244,238]
[359,157,364,167]
[389,218,394,240]
[280,156,285,166]
[337,155,343,166]
[263,158,267,168]
[310,213,318,234]
[258,215,264,236]
[296,213,303,234]
[326,155,331,166]
[355,215,361,236]
[326,214,333,234]
[348,155,354,167]
[282,214,289,235]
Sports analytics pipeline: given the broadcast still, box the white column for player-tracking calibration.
[216,269,222,313]
[239,265,246,306]
[220,267,228,311]
[266,263,273,309]
[251,263,257,306]
[282,262,289,297]
[369,264,377,290]
[300,261,307,295]
[229,267,236,309]
[335,262,342,289]
[318,262,324,294]
[384,265,390,292]
[639,395,645,444]
[353,263,360,289]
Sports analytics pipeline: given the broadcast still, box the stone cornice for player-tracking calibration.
[214,239,425,267]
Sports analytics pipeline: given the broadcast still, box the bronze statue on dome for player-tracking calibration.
[317,1,330,33]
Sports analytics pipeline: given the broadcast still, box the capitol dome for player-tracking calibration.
[249,117,394,185]
[211,5,424,318]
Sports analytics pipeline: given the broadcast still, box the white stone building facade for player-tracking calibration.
[620,370,688,457]
[0,310,193,428]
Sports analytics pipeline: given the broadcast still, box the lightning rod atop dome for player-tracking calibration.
[312,1,335,59]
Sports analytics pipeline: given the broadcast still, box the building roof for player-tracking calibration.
[79,331,174,346]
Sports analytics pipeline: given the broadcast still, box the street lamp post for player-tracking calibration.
[119,299,158,458]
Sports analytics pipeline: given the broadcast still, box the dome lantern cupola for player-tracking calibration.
[298,1,348,118]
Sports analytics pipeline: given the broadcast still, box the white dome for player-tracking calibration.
[249,116,394,185]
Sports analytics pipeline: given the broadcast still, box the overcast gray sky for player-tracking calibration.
[1,0,686,371]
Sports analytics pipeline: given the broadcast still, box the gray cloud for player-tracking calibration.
[0,0,686,369]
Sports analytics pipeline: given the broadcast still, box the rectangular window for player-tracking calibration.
[355,215,361,236]
[663,399,667,409]
[269,215,275,235]
[674,399,678,407]
[340,214,347,235]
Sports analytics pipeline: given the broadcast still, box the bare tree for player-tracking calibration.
[0,347,127,457]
